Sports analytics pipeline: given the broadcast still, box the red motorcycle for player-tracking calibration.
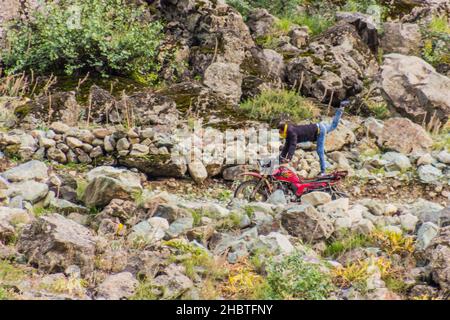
[234,159,348,202]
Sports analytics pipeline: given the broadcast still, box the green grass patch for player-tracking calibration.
[240,89,317,124]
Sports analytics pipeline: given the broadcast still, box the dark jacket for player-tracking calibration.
[280,123,318,160]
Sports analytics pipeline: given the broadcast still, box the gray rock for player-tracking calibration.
[2,160,48,182]
[152,265,193,299]
[66,137,83,149]
[50,122,70,134]
[82,166,142,208]
[381,152,412,171]
[116,138,130,152]
[381,54,450,124]
[437,150,450,164]
[301,191,332,207]
[399,213,419,232]
[418,165,443,184]
[416,222,439,251]
[17,213,96,277]
[281,204,334,242]
[8,180,49,203]
[267,189,287,205]
[251,232,294,255]
[96,272,138,300]
[166,217,194,238]
[188,161,208,185]
[128,217,169,244]
[408,199,445,225]
[47,147,67,163]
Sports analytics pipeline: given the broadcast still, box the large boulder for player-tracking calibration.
[118,154,187,179]
[18,214,97,277]
[1,160,48,182]
[324,122,356,152]
[380,22,422,55]
[281,204,334,242]
[17,92,81,129]
[82,166,142,208]
[111,91,179,126]
[246,8,278,39]
[241,48,285,99]
[336,12,379,52]
[381,54,450,124]
[203,62,243,105]
[365,117,433,154]
[286,22,378,106]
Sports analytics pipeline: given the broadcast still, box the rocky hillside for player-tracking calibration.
[0,0,449,300]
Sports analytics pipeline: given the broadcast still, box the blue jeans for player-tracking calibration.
[317,108,343,174]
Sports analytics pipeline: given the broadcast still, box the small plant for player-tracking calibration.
[217,189,233,202]
[289,13,335,36]
[428,15,450,34]
[332,260,370,291]
[215,212,243,231]
[164,240,215,279]
[240,89,317,124]
[219,259,267,299]
[366,101,390,119]
[40,277,88,297]
[32,205,55,218]
[261,251,334,300]
[368,230,415,256]
[421,15,450,67]
[324,233,371,258]
[130,281,159,300]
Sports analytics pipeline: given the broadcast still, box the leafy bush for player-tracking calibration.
[367,101,390,119]
[289,13,335,36]
[324,233,371,258]
[240,89,317,124]
[261,251,334,300]
[421,15,450,67]
[2,0,164,81]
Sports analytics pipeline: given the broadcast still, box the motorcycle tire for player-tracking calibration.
[234,179,269,202]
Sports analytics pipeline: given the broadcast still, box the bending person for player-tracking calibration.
[278,100,348,176]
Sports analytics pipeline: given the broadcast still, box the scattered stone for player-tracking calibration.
[281,204,334,242]
[267,189,287,205]
[96,272,138,300]
[301,192,332,207]
[416,222,439,251]
[418,165,443,184]
[2,160,48,182]
[188,161,208,185]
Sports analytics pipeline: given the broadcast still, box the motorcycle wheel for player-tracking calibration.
[234,179,269,202]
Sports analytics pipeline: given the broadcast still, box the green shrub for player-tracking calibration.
[421,15,450,67]
[289,13,335,36]
[324,233,371,258]
[2,0,164,81]
[240,89,317,124]
[261,251,334,300]
[367,101,390,119]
